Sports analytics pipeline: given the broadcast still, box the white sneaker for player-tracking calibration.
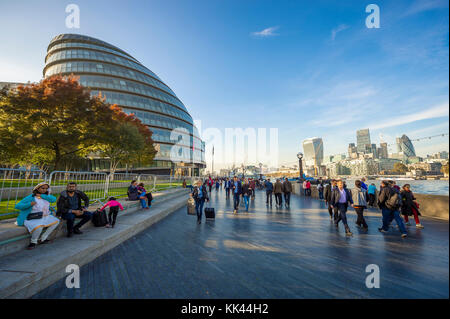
[416,224,424,229]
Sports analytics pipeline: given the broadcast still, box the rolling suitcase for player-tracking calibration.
[204,204,215,219]
[92,209,108,227]
[187,197,196,215]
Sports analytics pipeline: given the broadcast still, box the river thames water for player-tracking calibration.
[344,179,449,195]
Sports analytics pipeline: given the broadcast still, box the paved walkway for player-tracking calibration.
[33,188,449,298]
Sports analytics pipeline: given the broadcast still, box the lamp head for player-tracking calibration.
[297,152,303,160]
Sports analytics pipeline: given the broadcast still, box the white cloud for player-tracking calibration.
[403,0,448,17]
[369,101,449,130]
[331,24,349,41]
[251,26,280,37]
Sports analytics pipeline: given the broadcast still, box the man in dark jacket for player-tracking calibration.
[330,180,353,236]
[225,178,232,199]
[377,181,407,237]
[273,179,283,207]
[127,180,139,201]
[265,178,273,206]
[191,180,209,224]
[232,176,242,214]
[324,179,337,220]
[57,182,93,237]
[282,178,292,208]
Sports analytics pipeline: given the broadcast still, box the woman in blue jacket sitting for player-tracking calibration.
[15,182,60,250]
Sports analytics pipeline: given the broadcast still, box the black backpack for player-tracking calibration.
[386,189,402,211]
[92,209,108,227]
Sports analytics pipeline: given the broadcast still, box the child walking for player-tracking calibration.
[100,197,124,228]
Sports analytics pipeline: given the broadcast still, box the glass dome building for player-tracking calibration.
[43,34,205,175]
[396,134,416,158]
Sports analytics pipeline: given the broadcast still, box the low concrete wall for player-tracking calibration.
[0,188,188,258]
[293,183,449,221]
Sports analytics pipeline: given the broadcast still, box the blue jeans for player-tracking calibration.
[233,193,240,210]
[381,207,407,234]
[195,198,205,220]
[243,195,249,211]
[139,192,148,208]
[319,191,324,199]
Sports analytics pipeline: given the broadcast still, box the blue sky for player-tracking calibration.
[0,0,448,169]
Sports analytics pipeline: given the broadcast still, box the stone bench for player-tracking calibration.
[0,187,190,298]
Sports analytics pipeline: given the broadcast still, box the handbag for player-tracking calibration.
[27,212,43,220]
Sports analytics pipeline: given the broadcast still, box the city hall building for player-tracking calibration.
[43,34,205,176]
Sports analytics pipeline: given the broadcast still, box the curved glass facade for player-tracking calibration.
[397,135,416,157]
[44,34,205,171]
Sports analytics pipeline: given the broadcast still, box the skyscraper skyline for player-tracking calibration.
[356,129,371,153]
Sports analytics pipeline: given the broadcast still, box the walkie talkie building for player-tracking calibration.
[43,34,205,175]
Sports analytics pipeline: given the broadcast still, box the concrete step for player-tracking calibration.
[0,188,190,259]
[0,191,189,299]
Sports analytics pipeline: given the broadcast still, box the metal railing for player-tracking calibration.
[0,168,195,219]
[0,168,48,218]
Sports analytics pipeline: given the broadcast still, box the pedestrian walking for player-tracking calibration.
[265,178,273,206]
[318,182,324,200]
[249,178,256,200]
[282,178,292,208]
[377,181,407,238]
[242,179,251,212]
[324,179,337,220]
[352,180,368,230]
[274,179,283,207]
[401,184,424,229]
[368,183,377,207]
[225,177,231,199]
[192,180,209,224]
[232,176,242,214]
[305,180,312,196]
[330,180,353,236]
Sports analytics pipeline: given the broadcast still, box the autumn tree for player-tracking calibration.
[393,162,408,174]
[441,162,449,176]
[93,105,157,174]
[0,75,117,170]
[1,75,157,172]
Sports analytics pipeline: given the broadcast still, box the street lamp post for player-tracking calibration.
[259,162,263,180]
[297,152,304,182]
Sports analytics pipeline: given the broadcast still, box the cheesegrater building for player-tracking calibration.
[43,34,205,176]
